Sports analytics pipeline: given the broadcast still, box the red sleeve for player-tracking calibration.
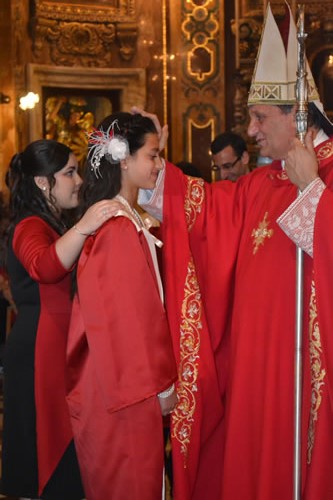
[161,162,246,499]
[163,161,244,377]
[13,216,69,283]
[71,216,177,413]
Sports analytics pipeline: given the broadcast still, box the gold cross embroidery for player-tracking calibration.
[251,212,274,254]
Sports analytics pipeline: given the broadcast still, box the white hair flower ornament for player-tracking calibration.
[87,120,129,177]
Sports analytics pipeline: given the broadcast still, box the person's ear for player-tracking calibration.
[120,159,128,171]
[241,151,250,165]
[34,176,49,193]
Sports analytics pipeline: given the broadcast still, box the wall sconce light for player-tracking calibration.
[19,92,40,110]
[0,92,11,104]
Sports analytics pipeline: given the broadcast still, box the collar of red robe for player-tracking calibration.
[267,137,333,187]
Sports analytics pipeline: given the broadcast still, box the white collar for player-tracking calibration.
[313,128,329,147]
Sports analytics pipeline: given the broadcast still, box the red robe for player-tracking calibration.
[12,217,74,495]
[66,215,177,500]
[161,138,333,499]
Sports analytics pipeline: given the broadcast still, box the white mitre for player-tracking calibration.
[248,2,333,134]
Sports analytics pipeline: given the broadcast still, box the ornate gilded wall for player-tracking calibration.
[167,0,226,180]
[0,0,166,189]
[0,0,332,189]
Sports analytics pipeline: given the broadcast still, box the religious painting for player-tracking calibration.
[43,88,120,167]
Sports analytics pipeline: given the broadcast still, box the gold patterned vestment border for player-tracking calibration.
[307,279,326,464]
[171,177,205,464]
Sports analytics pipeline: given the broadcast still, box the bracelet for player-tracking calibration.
[73,224,91,237]
[158,383,175,399]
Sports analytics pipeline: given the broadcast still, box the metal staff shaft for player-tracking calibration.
[294,5,308,500]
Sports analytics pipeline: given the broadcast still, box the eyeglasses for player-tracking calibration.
[214,156,241,171]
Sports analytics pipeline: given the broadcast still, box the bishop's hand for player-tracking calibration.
[131,106,169,153]
[284,129,319,191]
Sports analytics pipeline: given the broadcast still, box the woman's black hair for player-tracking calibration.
[79,111,157,214]
[6,139,73,234]
[0,192,10,269]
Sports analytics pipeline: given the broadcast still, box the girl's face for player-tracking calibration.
[122,133,163,191]
[49,153,82,211]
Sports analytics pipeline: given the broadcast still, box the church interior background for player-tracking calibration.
[1,0,333,187]
[0,1,333,498]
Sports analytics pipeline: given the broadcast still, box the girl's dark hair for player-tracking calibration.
[80,111,157,213]
[6,139,73,234]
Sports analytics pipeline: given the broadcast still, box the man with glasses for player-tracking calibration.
[211,131,250,181]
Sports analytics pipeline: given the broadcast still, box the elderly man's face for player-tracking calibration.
[247,104,296,160]
[212,145,249,181]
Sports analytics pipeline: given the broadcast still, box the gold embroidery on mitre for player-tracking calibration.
[316,140,333,161]
[307,279,326,464]
[248,81,319,104]
[251,212,274,254]
[171,259,201,465]
[184,177,205,231]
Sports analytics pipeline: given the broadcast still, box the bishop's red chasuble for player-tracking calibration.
[161,138,333,500]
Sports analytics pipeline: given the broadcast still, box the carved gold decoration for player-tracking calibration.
[116,23,138,61]
[35,20,116,66]
[32,0,138,65]
[183,104,218,179]
[187,116,215,163]
[307,279,326,464]
[162,0,168,156]
[251,212,274,254]
[182,1,219,85]
[34,0,135,22]
[232,69,252,136]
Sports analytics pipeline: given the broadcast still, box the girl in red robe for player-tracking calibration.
[66,112,178,500]
[2,139,116,499]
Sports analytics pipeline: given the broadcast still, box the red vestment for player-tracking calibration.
[161,138,333,499]
[66,216,177,500]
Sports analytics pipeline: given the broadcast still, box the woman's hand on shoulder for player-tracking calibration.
[75,199,123,235]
